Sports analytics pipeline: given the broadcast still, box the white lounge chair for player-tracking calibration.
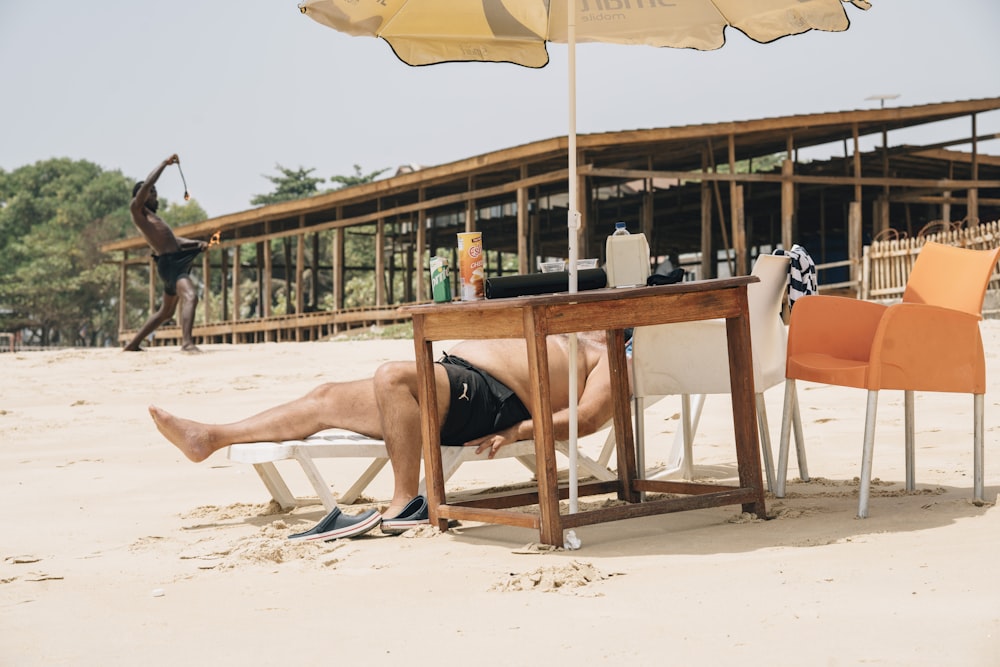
[227,427,618,511]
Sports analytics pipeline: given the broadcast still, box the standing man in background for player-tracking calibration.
[123,154,206,352]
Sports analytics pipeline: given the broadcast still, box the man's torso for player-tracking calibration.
[447,335,604,411]
[132,208,181,256]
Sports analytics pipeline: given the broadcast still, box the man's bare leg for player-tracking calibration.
[372,361,451,518]
[175,278,200,353]
[123,294,178,351]
[149,378,384,462]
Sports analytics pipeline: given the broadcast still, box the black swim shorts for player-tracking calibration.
[154,247,202,296]
[436,353,531,446]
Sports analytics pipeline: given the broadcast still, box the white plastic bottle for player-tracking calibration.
[605,222,651,288]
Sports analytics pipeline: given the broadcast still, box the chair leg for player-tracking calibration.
[904,390,915,492]
[294,451,339,512]
[252,462,298,511]
[975,393,985,503]
[755,393,776,493]
[858,390,880,519]
[634,396,646,480]
[339,458,390,505]
[679,394,703,480]
[790,386,809,481]
[776,379,797,498]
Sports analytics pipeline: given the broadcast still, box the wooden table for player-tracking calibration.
[402,277,765,546]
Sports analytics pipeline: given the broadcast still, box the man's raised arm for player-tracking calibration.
[130,154,178,213]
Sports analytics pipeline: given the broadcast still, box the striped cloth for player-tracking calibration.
[775,244,818,308]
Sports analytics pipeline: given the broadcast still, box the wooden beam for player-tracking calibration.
[232,244,241,324]
[416,189,427,301]
[517,165,528,275]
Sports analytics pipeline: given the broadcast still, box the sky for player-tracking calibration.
[1,1,998,218]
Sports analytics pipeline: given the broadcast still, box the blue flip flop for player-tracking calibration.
[380,495,429,535]
[287,507,382,542]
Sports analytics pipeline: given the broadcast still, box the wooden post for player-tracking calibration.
[263,239,272,318]
[852,123,862,205]
[781,158,794,251]
[700,181,712,280]
[875,196,890,238]
[311,233,320,310]
[416,191,427,301]
[202,250,211,324]
[118,252,127,342]
[375,217,386,307]
[232,244,241,324]
[849,201,862,288]
[283,238,293,318]
[518,166,529,275]
[729,134,746,276]
[296,230,305,315]
[333,221,344,311]
[220,245,228,323]
[969,112,980,222]
[735,185,746,273]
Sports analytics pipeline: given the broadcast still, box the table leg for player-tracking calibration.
[412,317,448,531]
[725,292,767,517]
[524,311,562,546]
[607,328,639,503]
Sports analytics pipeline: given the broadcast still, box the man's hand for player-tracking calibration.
[468,424,522,459]
[166,154,179,165]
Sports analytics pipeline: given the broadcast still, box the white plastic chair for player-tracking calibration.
[628,253,805,491]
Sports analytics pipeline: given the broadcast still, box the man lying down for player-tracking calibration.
[149,332,619,540]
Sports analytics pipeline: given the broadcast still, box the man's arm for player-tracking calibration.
[470,354,616,458]
[175,236,208,250]
[130,154,178,214]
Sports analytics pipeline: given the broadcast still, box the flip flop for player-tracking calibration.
[287,507,382,542]
[380,495,429,535]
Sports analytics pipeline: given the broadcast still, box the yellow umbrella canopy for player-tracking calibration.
[298,0,870,67]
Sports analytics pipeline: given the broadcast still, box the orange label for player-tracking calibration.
[457,232,484,300]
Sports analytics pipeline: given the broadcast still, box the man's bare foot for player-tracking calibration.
[123,345,144,352]
[181,343,201,353]
[148,405,215,462]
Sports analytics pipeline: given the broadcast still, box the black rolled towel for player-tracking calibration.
[484,268,608,299]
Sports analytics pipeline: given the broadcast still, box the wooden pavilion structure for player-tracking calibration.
[102,97,1000,346]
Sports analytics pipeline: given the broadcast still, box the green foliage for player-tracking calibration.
[160,197,208,226]
[250,164,325,206]
[0,158,133,344]
[328,164,389,190]
[711,152,788,174]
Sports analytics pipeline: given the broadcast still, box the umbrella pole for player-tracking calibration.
[567,1,579,517]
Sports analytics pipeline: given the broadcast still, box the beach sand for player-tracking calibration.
[2,326,1000,666]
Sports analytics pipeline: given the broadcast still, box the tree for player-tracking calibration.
[328,164,389,190]
[250,164,325,206]
[0,159,134,345]
[160,198,208,227]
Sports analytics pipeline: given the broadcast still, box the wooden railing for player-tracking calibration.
[862,219,1000,309]
[119,303,412,347]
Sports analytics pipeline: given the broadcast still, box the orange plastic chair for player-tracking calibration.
[776,241,1000,517]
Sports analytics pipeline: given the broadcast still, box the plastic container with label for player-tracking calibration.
[604,222,650,287]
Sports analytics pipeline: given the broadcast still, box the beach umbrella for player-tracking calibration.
[297,0,871,517]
